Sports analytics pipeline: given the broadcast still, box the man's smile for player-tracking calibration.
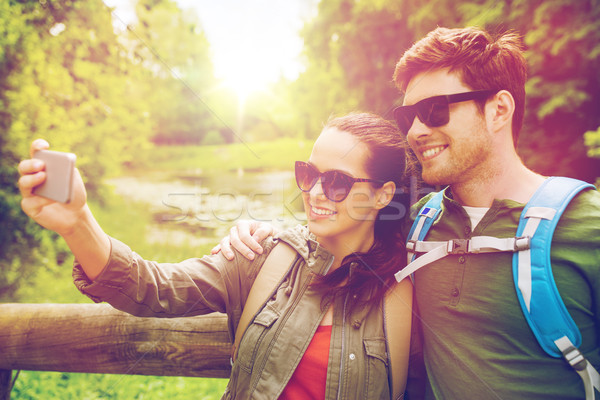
[420,145,448,161]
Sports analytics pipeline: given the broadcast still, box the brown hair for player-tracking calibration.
[315,112,413,312]
[393,26,527,145]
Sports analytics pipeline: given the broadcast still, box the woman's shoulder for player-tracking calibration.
[272,224,311,251]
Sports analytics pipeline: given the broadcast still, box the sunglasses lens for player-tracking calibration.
[322,171,352,202]
[295,162,356,202]
[418,98,449,127]
[394,107,415,135]
[295,162,318,192]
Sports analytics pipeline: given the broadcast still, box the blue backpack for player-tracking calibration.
[395,177,600,399]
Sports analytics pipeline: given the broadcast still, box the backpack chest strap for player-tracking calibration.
[396,235,530,282]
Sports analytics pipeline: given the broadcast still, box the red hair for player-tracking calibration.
[393,27,528,145]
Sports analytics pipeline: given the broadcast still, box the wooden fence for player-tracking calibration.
[0,303,232,400]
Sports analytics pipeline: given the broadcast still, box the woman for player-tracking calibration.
[18,112,413,399]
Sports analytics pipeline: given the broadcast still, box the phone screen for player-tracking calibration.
[33,150,76,203]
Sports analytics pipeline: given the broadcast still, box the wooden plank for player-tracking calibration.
[0,303,232,378]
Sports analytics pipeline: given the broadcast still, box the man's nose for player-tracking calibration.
[407,115,433,140]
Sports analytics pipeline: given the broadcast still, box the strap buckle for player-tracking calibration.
[561,344,588,371]
[447,239,469,255]
[406,240,417,252]
[514,236,531,251]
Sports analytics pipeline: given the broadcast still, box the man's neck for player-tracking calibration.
[450,156,546,207]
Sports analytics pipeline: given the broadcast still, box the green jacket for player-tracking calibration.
[74,225,394,399]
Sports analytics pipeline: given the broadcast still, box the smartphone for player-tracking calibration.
[32,149,76,203]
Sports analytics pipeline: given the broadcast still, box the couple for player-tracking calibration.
[18,26,600,399]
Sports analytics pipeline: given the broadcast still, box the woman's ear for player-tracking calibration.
[375,181,396,210]
[487,90,515,133]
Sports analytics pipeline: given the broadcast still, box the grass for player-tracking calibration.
[12,371,228,399]
[132,137,313,173]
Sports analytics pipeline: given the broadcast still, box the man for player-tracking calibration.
[219,27,600,399]
[390,26,600,399]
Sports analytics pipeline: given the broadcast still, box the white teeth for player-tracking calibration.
[422,146,445,159]
[311,206,336,215]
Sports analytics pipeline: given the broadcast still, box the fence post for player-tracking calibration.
[0,369,11,400]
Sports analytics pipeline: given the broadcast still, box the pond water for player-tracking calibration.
[107,169,307,247]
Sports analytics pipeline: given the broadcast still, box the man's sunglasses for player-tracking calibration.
[295,161,385,202]
[393,90,496,135]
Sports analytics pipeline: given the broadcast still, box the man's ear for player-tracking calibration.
[375,181,396,210]
[487,90,515,133]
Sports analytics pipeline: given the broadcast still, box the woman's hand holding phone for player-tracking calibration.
[18,139,111,280]
[18,139,88,237]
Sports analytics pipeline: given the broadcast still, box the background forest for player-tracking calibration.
[1,0,599,397]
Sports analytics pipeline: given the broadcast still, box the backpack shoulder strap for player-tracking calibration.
[384,280,413,400]
[394,190,444,283]
[514,177,600,400]
[231,240,297,362]
[406,190,445,262]
[513,176,595,357]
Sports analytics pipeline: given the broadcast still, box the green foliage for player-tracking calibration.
[130,0,221,145]
[497,1,599,182]
[585,126,600,158]
[285,0,414,139]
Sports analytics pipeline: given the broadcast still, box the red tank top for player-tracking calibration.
[279,324,332,399]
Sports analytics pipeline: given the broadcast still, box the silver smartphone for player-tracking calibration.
[32,149,76,203]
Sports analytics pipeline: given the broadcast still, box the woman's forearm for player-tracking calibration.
[62,205,111,281]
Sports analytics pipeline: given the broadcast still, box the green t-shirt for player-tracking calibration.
[405,186,600,399]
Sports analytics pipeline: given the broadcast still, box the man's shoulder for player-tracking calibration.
[571,183,600,204]
[544,183,600,249]
[560,184,600,223]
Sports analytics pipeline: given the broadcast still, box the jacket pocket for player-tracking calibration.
[363,337,390,399]
[236,303,280,374]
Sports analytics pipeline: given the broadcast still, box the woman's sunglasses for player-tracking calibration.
[295,161,385,202]
[393,90,496,135]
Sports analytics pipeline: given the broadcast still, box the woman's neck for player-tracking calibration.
[316,227,375,272]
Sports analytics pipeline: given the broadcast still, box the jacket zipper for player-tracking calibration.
[336,293,349,400]
[383,297,393,398]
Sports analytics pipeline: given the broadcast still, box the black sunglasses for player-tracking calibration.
[393,90,496,135]
[295,161,385,202]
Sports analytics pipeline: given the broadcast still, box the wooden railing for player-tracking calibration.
[0,303,232,400]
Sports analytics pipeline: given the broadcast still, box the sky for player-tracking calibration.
[104,0,319,97]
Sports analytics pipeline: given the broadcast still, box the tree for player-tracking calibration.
[0,0,152,299]
[288,0,415,139]
[0,0,79,300]
[128,0,220,145]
